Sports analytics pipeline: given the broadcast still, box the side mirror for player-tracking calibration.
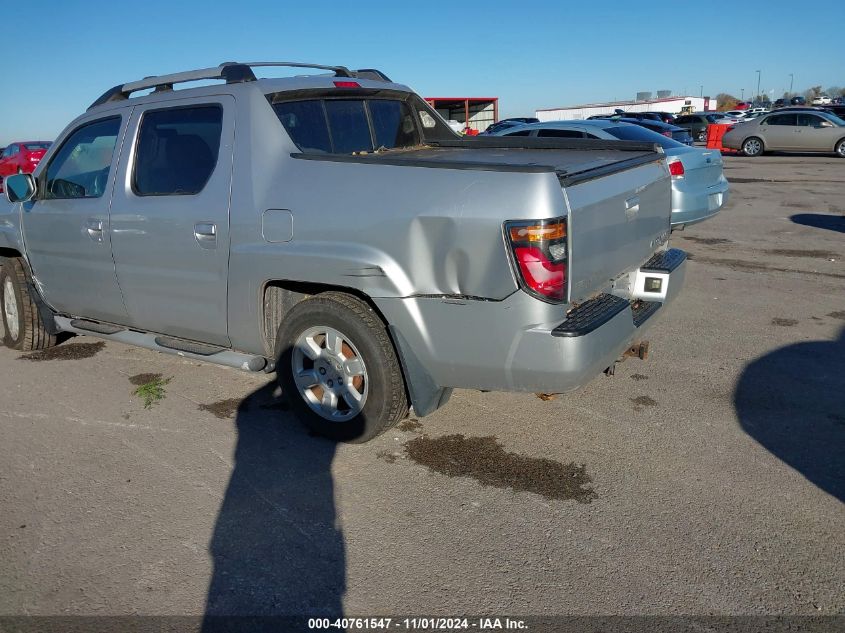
[4,173,36,203]
[818,120,834,128]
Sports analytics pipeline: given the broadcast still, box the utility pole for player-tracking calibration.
[741,88,745,100]
[700,85,703,97]
[789,73,794,94]
[756,70,761,103]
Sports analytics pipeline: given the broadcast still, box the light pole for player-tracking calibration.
[756,70,761,103]
[741,88,745,100]
[789,73,794,94]
[700,85,703,97]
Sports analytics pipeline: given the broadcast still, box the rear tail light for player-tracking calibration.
[662,131,672,138]
[668,159,685,178]
[505,218,567,302]
[333,81,361,88]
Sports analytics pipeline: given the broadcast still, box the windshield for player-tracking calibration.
[822,112,845,126]
[605,125,685,150]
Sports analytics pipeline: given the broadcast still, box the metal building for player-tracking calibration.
[426,97,499,133]
[536,96,713,121]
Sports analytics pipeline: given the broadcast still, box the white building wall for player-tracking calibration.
[536,97,711,121]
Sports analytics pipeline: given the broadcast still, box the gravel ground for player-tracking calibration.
[0,154,843,627]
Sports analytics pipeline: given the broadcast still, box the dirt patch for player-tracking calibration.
[764,249,839,259]
[729,177,777,184]
[827,311,845,321]
[129,372,163,386]
[19,341,105,362]
[771,318,799,327]
[404,434,596,503]
[691,255,845,280]
[376,450,398,464]
[630,374,649,381]
[398,418,423,432]
[535,393,556,401]
[199,398,242,419]
[681,236,732,245]
[631,395,658,409]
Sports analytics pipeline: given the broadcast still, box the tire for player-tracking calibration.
[697,130,707,143]
[0,257,57,351]
[742,137,764,157]
[275,291,408,443]
[835,138,845,158]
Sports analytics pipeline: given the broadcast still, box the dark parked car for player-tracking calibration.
[672,114,722,142]
[588,114,692,145]
[774,99,786,108]
[822,104,845,118]
[790,96,806,106]
[643,111,676,124]
[482,117,539,135]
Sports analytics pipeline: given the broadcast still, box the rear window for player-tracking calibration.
[273,98,420,154]
[24,142,51,151]
[605,125,685,150]
[537,129,584,138]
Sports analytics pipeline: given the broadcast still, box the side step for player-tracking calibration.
[54,316,268,372]
[71,319,125,335]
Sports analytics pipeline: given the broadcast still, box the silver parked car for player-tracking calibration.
[493,120,729,228]
[723,109,845,157]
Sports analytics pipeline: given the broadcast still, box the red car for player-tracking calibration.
[0,141,52,191]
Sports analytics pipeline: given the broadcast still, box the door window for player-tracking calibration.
[537,129,584,138]
[765,114,797,126]
[133,105,223,196]
[797,114,824,127]
[43,117,121,200]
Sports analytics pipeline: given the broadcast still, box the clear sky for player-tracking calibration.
[2,0,843,145]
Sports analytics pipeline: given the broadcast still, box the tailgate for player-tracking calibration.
[564,159,671,303]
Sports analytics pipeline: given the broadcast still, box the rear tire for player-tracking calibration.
[697,129,707,142]
[0,258,56,351]
[275,291,408,443]
[742,137,764,157]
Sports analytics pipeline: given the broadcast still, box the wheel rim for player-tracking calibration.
[292,326,368,422]
[837,143,845,157]
[3,278,20,341]
[744,139,761,155]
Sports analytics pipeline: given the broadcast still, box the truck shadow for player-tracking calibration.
[202,382,345,629]
[789,213,845,233]
[734,327,845,503]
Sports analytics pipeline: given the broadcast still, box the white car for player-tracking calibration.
[812,95,832,105]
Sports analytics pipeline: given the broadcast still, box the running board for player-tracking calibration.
[54,316,267,372]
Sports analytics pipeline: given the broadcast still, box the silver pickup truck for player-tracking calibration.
[0,62,687,442]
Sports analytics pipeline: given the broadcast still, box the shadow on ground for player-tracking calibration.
[735,327,845,503]
[202,383,344,629]
[790,213,845,233]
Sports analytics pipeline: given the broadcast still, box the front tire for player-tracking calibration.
[742,137,764,157]
[276,291,408,443]
[0,258,56,351]
[835,139,845,158]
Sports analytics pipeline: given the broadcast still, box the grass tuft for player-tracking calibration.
[133,376,171,409]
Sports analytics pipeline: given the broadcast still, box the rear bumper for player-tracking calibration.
[376,249,687,400]
[671,177,730,227]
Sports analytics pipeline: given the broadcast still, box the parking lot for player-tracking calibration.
[1,154,843,623]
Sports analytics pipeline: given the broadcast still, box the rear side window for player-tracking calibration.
[133,106,222,196]
[44,117,121,200]
[605,125,684,150]
[765,114,797,126]
[504,130,532,136]
[273,98,420,154]
[537,129,584,138]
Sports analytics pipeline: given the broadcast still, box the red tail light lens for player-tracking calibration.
[333,81,361,88]
[668,160,685,178]
[505,218,567,302]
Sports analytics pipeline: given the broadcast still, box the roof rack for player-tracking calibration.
[87,61,391,110]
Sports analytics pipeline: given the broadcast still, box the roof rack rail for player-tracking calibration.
[87,61,391,110]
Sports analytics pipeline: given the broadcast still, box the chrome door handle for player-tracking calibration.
[86,219,104,242]
[194,222,217,248]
